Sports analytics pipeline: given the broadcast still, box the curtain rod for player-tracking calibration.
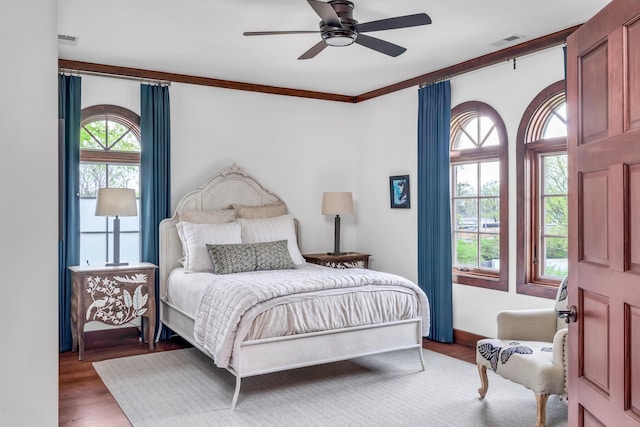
[417,41,569,89]
[58,68,171,86]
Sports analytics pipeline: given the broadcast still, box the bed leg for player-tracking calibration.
[418,346,426,371]
[231,375,241,409]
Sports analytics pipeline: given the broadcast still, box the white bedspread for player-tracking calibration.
[192,265,429,369]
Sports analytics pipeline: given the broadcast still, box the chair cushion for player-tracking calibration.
[476,338,564,395]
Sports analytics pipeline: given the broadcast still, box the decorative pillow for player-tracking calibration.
[232,201,288,219]
[206,240,296,274]
[178,208,237,224]
[176,221,242,273]
[236,214,305,265]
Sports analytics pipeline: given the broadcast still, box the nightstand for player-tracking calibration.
[69,262,157,360]
[303,252,370,269]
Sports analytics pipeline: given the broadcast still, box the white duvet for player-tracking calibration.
[169,264,429,369]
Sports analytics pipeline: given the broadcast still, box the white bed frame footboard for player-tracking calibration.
[159,164,426,408]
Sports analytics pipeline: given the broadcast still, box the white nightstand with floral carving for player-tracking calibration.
[303,252,370,269]
[69,262,157,360]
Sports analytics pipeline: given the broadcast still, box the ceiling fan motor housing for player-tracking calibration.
[320,0,358,46]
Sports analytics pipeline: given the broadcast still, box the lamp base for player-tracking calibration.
[327,252,347,256]
[105,262,129,267]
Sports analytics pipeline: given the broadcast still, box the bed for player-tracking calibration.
[159,164,430,408]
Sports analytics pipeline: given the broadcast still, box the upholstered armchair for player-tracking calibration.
[476,277,569,427]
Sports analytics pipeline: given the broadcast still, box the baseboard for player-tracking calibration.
[453,329,487,348]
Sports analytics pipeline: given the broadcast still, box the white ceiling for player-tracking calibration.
[57,0,610,96]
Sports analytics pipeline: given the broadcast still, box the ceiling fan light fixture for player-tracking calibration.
[322,28,357,46]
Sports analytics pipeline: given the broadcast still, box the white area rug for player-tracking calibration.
[94,347,567,426]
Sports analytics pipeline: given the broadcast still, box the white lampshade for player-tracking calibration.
[95,188,137,217]
[322,192,354,216]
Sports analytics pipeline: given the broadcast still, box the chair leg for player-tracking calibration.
[477,364,488,398]
[535,393,549,427]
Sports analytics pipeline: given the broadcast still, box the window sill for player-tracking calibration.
[516,281,558,299]
[452,271,508,291]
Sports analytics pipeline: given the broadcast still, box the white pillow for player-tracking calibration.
[177,208,237,224]
[237,214,305,265]
[176,221,242,273]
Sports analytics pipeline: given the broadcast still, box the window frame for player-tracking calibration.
[516,81,567,299]
[80,104,141,265]
[450,101,509,291]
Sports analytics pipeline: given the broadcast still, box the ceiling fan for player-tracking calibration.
[243,0,432,60]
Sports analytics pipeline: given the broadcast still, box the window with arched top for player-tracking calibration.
[79,105,141,266]
[450,101,508,291]
[516,81,568,298]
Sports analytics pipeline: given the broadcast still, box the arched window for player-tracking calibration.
[516,81,567,298]
[450,101,508,290]
[79,105,141,265]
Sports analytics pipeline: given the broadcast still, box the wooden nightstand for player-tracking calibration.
[303,252,370,269]
[69,262,157,360]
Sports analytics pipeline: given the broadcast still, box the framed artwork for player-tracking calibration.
[389,175,410,209]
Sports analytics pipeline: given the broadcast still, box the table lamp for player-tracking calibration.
[322,192,354,255]
[95,188,137,266]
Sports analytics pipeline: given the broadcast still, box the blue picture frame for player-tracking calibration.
[389,175,410,209]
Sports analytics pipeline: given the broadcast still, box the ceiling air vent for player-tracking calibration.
[490,34,526,48]
[58,34,79,46]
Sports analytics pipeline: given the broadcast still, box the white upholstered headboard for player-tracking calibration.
[158,164,297,300]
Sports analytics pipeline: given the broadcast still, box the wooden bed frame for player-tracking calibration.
[158,164,426,408]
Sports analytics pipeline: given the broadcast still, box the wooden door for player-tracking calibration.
[567,0,640,425]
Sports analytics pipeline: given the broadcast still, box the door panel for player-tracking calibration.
[630,164,640,272]
[581,290,610,395]
[582,407,607,427]
[567,0,640,425]
[580,43,609,144]
[628,305,640,419]
[580,170,609,265]
[627,18,640,131]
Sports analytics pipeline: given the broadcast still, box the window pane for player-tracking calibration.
[464,117,479,146]
[543,154,568,195]
[455,163,478,196]
[455,233,478,267]
[80,199,106,232]
[480,234,500,270]
[108,164,140,192]
[543,237,568,278]
[480,161,499,196]
[82,120,107,149]
[80,233,107,266]
[480,198,500,232]
[455,132,476,150]
[544,196,568,236]
[543,104,567,139]
[455,199,478,231]
[79,164,107,197]
[479,117,499,147]
[112,130,141,152]
[119,232,140,263]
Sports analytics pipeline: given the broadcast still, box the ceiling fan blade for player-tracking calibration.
[243,31,319,36]
[298,40,328,60]
[307,0,342,28]
[355,13,431,33]
[355,34,406,57]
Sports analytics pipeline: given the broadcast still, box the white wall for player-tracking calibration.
[80,46,566,341]
[356,47,566,338]
[81,78,362,257]
[0,2,58,425]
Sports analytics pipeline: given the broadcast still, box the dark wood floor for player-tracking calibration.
[59,327,476,426]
